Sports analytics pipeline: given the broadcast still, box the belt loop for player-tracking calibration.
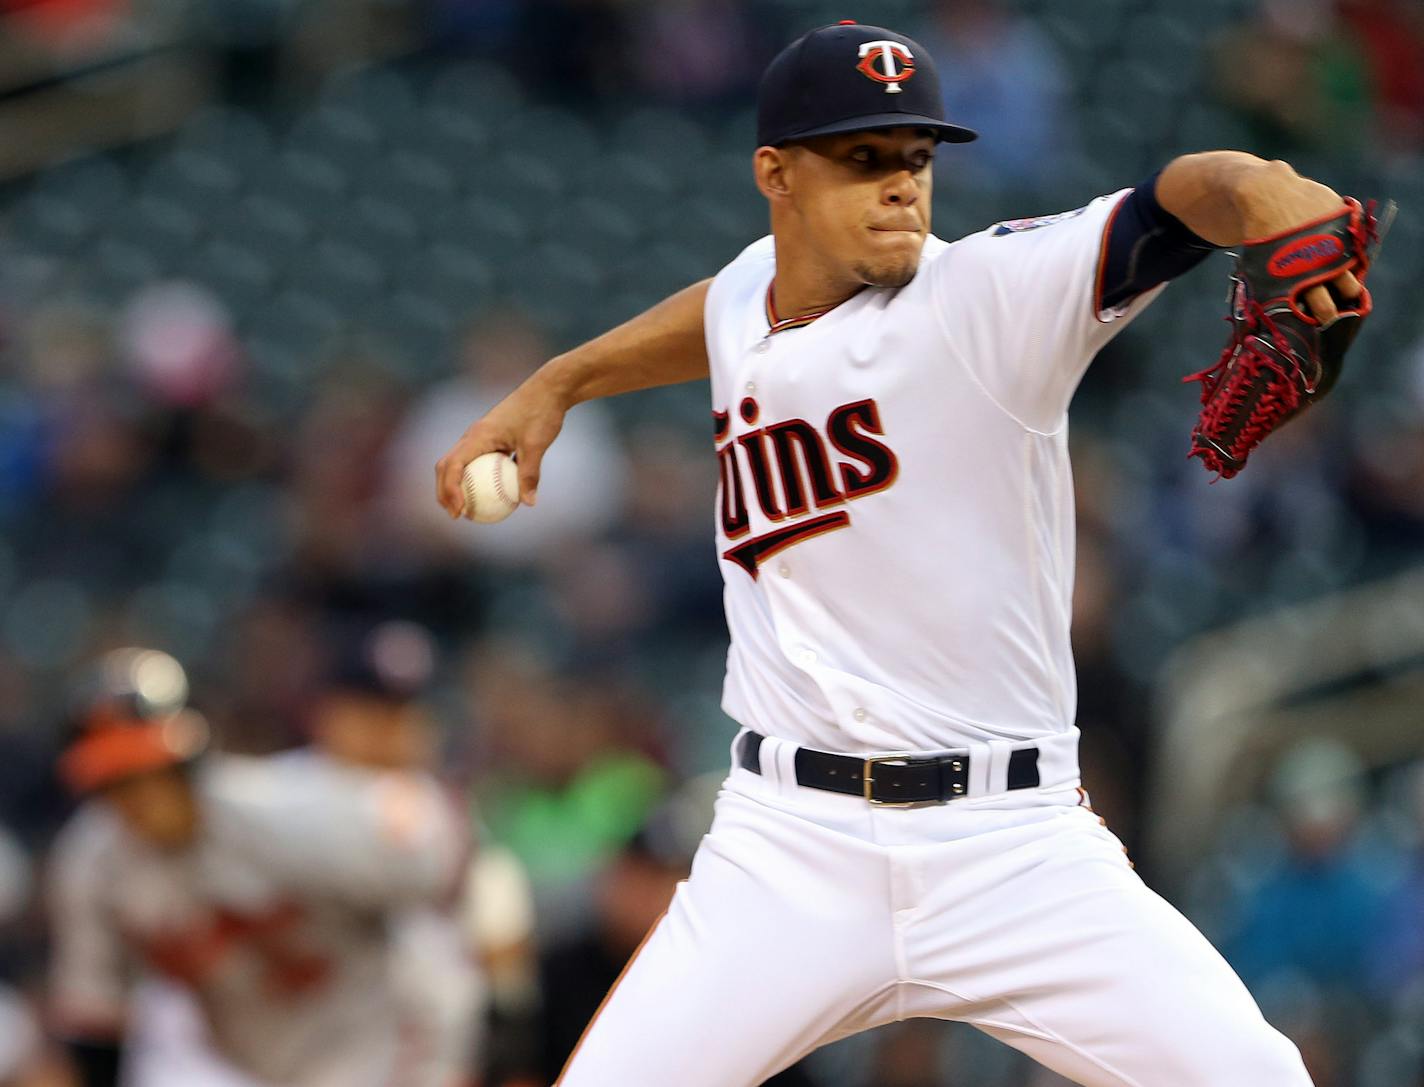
[756,734,778,786]
[770,736,799,794]
[985,739,1014,795]
[966,740,993,797]
[730,728,752,773]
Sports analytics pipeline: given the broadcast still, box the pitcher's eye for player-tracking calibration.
[850,147,875,165]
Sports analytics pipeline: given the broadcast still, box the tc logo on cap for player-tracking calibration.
[856,40,915,93]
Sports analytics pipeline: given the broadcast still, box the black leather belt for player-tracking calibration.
[736,730,1040,805]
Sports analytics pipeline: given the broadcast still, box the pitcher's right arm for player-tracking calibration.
[435,278,711,516]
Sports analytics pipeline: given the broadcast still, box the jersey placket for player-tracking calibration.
[734,325,830,693]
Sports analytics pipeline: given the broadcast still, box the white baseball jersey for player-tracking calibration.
[706,190,1161,758]
[48,755,462,1087]
[555,193,1313,1087]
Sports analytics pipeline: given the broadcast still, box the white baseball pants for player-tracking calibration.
[556,734,1312,1087]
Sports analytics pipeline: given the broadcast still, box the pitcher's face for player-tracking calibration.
[758,127,935,289]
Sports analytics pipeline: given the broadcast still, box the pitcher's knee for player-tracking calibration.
[1145,1016,1310,1086]
[1196,1021,1312,1086]
[1249,1029,1312,1086]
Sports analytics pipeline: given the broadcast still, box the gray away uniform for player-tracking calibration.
[49,755,462,1087]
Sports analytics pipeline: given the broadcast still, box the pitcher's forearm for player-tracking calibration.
[1155,151,1270,245]
[1156,152,1348,247]
[542,279,712,409]
[435,278,713,515]
[1156,151,1364,324]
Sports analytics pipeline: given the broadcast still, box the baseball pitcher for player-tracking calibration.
[435,22,1388,1087]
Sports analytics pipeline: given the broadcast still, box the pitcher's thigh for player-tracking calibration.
[914,812,1312,1086]
[968,889,1311,1087]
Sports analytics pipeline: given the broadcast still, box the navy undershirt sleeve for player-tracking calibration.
[1098,169,1218,312]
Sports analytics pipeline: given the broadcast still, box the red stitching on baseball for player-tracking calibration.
[492,459,509,508]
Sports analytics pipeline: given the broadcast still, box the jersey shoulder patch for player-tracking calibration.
[990,206,1088,236]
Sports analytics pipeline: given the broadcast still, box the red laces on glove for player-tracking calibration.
[1184,288,1306,479]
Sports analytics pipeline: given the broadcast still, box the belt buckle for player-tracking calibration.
[863,753,917,807]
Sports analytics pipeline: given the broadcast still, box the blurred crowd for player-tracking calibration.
[0,0,1422,1085]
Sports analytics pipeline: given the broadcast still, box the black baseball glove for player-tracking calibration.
[1185,196,1395,478]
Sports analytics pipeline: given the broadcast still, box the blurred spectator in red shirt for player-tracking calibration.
[0,0,129,53]
[1338,0,1424,153]
[1214,0,1372,159]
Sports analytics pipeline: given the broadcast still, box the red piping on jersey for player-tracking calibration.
[764,282,842,334]
[553,907,669,1085]
[1091,191,1131,325]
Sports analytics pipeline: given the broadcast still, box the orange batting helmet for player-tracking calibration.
[58,648,209,795]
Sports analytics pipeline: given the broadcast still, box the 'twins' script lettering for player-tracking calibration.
[714,397,898,576]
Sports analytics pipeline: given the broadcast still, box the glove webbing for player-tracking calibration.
[1185,288,1305,478]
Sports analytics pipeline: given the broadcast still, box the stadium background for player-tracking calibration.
[0,0,1422,1083]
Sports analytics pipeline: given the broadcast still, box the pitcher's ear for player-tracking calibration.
[754,145,794,201]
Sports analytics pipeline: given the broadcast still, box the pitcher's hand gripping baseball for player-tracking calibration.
[1183,196,1395,478]
[435,375,568,518]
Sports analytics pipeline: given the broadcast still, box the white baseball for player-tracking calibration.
[461,452,520,524]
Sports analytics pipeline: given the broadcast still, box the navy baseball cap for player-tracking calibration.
[756,21,978,148]
[325,620,436,702]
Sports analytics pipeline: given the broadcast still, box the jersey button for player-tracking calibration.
[853,708,868,722]
[753,339,770,354]
[745,381,757,394]
[777,563,790,578]
[796,647,817,667]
